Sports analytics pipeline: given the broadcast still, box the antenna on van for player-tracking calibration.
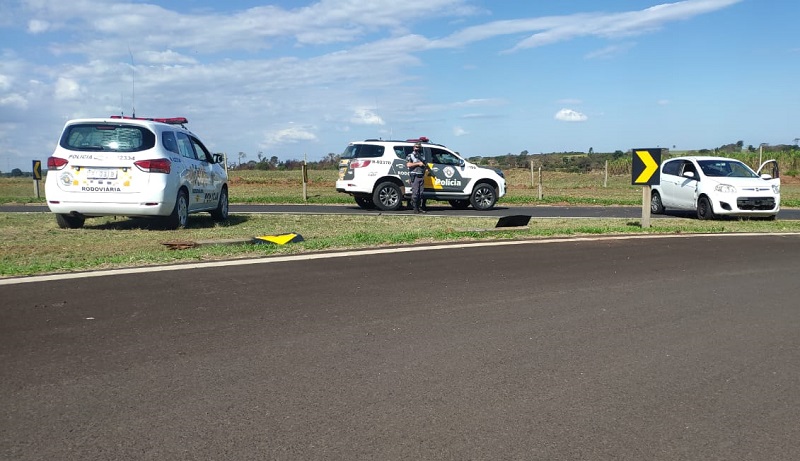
[128,47,136,118]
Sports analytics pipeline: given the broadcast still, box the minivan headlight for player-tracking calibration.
[715,184,736,193]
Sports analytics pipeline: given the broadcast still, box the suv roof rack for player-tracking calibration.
[110,115,188,125]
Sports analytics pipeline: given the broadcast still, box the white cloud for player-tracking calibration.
[429,0,743,53]
[27,19,50,33]
[555,109,588,122]
[585,43,635,60]
[0,93,28,109]
[53,77,81,101]
[453,126,468,136]
[261,125,318,148]
[351,108,385,126]
[0,74,11,91]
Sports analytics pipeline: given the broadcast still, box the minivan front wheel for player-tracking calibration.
[210,187,229,221]
[373,181,403,211]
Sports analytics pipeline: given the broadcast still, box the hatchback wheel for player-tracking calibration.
[650,191,665,214]
[696,196,715,220]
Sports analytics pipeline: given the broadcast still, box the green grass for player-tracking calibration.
[3,212,800,278]
[3,169,799,278]
[7,169,799,206]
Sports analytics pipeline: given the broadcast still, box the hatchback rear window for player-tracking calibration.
[60,123,156,152]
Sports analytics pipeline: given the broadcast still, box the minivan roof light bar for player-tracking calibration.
[110,115,188,125]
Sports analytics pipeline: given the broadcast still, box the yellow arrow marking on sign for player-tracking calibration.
[634,150,658,183]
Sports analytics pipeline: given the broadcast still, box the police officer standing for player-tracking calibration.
[406,142,426,213]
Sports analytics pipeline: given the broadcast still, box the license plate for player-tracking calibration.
[86,168,118,179]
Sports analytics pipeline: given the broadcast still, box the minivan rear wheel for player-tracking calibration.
[164,189,189,229]
[55,213,85,229]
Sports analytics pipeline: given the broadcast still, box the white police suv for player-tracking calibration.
[45,116,229,229]
[335,137,506,211]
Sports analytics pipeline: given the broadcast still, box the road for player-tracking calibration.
[3,203,800,219]
[2,234,799,460]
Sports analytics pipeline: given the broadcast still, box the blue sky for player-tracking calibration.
[1,0,798,171]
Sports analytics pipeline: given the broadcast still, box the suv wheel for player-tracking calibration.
[373,181,403,211]
[470,183,497,211]
[55,213,85,229]
[354,194,376,209]
[448,199,470,210]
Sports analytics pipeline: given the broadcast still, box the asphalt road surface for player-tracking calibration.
[2,234,800,459]
[3,203,800,220]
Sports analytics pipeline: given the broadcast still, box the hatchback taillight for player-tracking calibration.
[134,158,171,174]
[47,156,68,170]
[350,160,371,168]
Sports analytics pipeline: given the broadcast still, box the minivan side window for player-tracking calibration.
[162,131,180,155]
[190,137,212,162]
[176,132,197,160]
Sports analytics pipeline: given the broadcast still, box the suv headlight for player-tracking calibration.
[714,184,736,194]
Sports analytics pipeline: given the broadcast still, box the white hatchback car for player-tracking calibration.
[45,116,229,229]
[650,156,780,220]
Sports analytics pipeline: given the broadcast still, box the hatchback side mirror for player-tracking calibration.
[213,153,225,164]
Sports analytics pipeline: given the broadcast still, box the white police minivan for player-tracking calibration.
[45,116,228,229]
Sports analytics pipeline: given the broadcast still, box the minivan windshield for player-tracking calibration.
[60,123,156,152]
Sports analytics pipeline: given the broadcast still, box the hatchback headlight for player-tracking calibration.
[714,184,736,193]
[773,184,780,194]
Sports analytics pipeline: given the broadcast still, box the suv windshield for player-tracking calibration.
[60,123,156,152]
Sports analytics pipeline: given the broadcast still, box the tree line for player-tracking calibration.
[226,140,800,176]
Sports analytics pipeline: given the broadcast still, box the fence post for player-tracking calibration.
[538,167,543,200]
[530,160,534,188]
[604,160,608,188]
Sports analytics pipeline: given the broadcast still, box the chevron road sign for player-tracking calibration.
[631,148,662,186]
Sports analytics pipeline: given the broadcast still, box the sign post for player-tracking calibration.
[631,148,662,228]
[32,160,42,199]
